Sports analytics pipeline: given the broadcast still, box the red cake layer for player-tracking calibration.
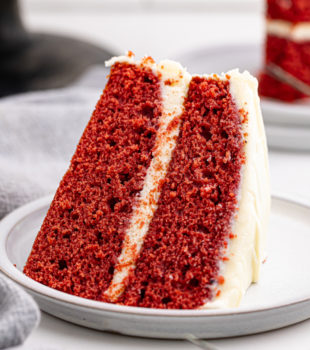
[120,77,244,309]
[259,73,306,101]
[259,35,310,101]
[24,63,162,300]
[267,0,310,23]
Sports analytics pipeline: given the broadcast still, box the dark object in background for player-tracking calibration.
[0,0,114,97]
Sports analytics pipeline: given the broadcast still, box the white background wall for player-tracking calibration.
[21,0,265,60]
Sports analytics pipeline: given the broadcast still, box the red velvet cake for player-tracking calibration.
[259,0,310,101]
[24,53,270,309]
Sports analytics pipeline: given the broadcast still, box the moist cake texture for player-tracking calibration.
[267,0,310,23]
[24,53,270,309]
[259,0,310,101]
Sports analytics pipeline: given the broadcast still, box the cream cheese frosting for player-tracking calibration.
[202,70,270,308]
[104,54,270,308]
[266,19,310,41]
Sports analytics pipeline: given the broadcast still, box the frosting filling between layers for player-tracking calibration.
[104,58,191,301]
[266,19,310,41]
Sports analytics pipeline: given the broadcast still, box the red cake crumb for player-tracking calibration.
[119,77,244,309]
[267,0,310,23]
[217,276,225,285]
[23,63,162,300]
[259,72,306,101]
[259,35,310,101]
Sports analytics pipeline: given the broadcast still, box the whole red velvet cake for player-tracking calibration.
[24,53,270,309]
[259,0,310,101]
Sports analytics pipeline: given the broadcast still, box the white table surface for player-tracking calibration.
[24,311,310,350]
[16,3,310,349]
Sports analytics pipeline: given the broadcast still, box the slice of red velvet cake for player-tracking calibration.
[24,53,270,309]
[259,0,310,101]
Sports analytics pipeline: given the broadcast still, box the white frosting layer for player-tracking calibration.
[104,54,270,308]
[267,19,310,41]
[202,70,270,308]
[104,57,191,301]
[106,53,157,72]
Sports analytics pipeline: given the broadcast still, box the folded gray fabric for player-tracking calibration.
[0,274,40,349]
[0,66,109,347]
[0,66,108,219]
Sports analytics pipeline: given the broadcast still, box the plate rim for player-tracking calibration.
[0,193,310,318]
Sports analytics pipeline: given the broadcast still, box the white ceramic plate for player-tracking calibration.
[0,195,310,339]
[176,44,310,151]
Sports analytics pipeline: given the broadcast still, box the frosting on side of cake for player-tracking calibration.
[104,57,191,301]
[266,19,310,41]
[202,70,270,308]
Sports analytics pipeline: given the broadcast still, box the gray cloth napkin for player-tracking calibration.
[0,274,40,349]
[0,66,108,347]
[0,66,108,219]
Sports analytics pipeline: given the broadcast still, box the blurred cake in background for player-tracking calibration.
[259,0,310,101]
